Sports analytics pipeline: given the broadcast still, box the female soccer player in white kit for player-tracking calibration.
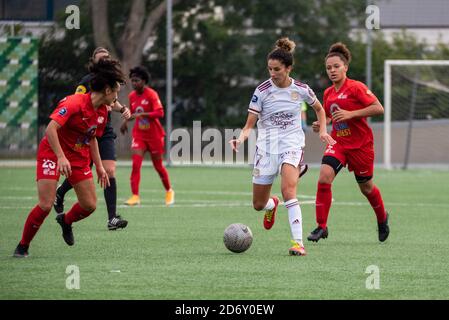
[230,38,335,256]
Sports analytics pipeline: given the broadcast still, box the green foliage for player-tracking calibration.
[38,0,449,128]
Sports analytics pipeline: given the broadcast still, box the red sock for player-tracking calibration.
[131,154,143,195]
[365,185,387,223]
[316,183,332,229]
[151,155,171,191]
[20,205,50,246]
[64,202,93,224]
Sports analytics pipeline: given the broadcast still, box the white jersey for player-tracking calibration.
[248,78,317,154]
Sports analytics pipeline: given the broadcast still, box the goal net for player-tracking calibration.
[384,60,449,169]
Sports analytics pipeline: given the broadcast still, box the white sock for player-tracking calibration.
[263,198,275,210]
[285,198,302,242]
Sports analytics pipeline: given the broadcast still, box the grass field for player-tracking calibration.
[1,165,449,300]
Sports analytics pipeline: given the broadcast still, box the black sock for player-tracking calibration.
[57,178,73,199]
[104,178,117,220]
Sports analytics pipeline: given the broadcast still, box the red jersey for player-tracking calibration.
[129,87,165,142]
[323,78,377,149]
[38,93,108,167]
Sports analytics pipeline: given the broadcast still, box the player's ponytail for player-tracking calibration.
[88,58,126,92]
[326,42,352,65]
[267,37,296,67]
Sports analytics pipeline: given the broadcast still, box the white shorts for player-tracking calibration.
[252,148,304,185]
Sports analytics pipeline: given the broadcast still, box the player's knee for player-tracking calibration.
[359,183,373,196]
[39,201,53,213]
[253,200,266,211]
[105,167,115,178]
[79,198,96,212]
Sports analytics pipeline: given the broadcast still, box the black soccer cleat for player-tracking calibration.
[378,212,390,242]
[56,214,74,246]
[108,215,128,231]
[307,226,329,242]
[13,243,29,258]
[53,193,64,215]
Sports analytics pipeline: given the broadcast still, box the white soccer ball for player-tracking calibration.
[223,223,253,253]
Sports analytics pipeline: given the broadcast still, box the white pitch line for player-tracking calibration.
[0,187,317,200]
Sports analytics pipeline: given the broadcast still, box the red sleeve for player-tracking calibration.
[147,89,164,118]
[95,107,108,137]
[50,96,79,127]
[353,81,377,107]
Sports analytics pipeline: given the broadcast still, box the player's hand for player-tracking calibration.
[129,113,139,120]
[120,122,128,135]
[320,132,336,146]
[96,166,110,189]
[312,121,320,133]
[120,106,131,120]
[229,139,242,152]
[332,109,353,122]
[57,156,72,177]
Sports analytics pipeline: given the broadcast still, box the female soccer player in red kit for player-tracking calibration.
[13,58,126,257]
[121,66,174,206]
[307,42,390,243]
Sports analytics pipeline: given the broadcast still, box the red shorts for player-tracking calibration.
[323,143,374,177]
[36,157,93,185]
[131,137,165,155]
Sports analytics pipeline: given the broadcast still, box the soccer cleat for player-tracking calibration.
[299,164,308,178]
[108,215,128,231]
[56,214,74,246]
[53,193,64,214]
[165,189,175,206]
[307,226,329,242]
[378,212,390,242]
[125,194,140,206]
[289,240,307,256]
[13,243,29,258]
[263,196,279,230]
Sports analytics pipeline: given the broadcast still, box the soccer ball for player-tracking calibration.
[223,223,253,253]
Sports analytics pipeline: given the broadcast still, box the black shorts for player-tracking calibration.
[98,133,116,161]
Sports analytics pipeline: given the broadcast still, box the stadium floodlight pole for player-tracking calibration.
[165,0,173,166]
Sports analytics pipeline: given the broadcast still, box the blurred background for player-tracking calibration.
[0,0,448,168]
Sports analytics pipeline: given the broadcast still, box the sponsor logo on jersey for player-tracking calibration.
[251,95,258,103]
[337,93,348,99]
[98,116,105,124]
[58,108,67,116]
[291,92,299,101]
[142,99,149,105]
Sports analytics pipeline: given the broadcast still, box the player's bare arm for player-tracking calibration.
[332,99,384,122]
[45,120,71,177]
[111,100,131,120]
[229,112,258,152]
[90,137,110,189]
[311,100,336,146]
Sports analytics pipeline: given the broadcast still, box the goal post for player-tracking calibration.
[383,60,449,169]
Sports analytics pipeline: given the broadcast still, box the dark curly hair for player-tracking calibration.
[88,58,126,92]
[129,66,151,84]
